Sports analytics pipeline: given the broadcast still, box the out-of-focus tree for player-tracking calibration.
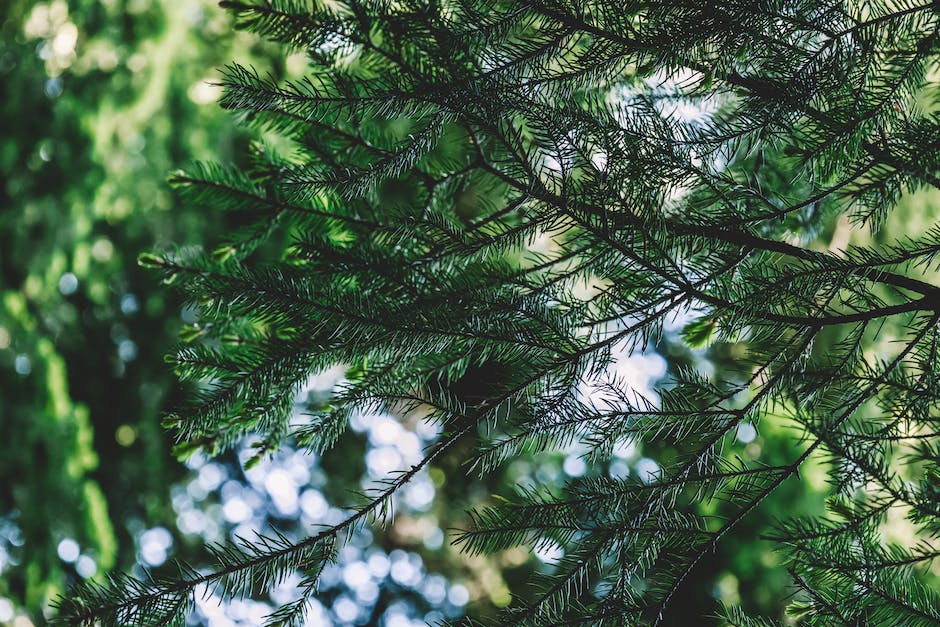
[0,0,281,620]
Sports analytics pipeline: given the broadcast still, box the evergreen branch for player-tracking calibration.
[80,2,940,623]
[57,417,473,626]
[650,314,939,623]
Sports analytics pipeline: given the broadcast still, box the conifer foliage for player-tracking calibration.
[57,0,940,624]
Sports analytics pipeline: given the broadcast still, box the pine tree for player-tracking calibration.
[56,0,940,624]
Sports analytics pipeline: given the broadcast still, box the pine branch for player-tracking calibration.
[61,1,940,623]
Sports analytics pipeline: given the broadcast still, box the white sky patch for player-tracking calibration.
[138,527,173,567]
[57,538,79,563]
[609,459,630,479]
[264,468,299,517]
[315,31,351,56]
[403,474,436,511]
[543,153,563,173]
[306,599,333,626]
[58,272,78,295]
[184,450,207,470]
[333,595,359,624]
[369,415,403,446]
[415,416,442,441]
[636,458,661,483]
[424,528,444,550]
[283,451,312,485]
[75,555,96,578]
[300,489,328,520]
[222,496,252,524]
[0,598,13,623]
[366,447,403,477]
[367,551,391,579]
[641,68,721,125]
[563,455,587,477]
[14,354,31,376]
[342,561,372,589]
[397,431,422,463]
[613,439,637,459]
[663,304,706,332]
[295,365,347,405]
[535,143,575,190]
[736,423,758,444]
[198,463,225,492]
[534,540,565,564]
[349,410,377,433]
[422,575,448,605]
[356,580,380,603]
[231,599,271,625]
[606,71,724,210]
[390,550,424,586]
[448,583,470,606]
[177,509,208,536]
[579,341,668,411]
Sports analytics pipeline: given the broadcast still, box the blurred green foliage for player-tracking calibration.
[0,0,279,620]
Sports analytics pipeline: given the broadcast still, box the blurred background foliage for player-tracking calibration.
[0,0,269,621]
[1,1,937,626]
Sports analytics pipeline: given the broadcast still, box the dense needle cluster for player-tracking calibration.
[57,0,940,624]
